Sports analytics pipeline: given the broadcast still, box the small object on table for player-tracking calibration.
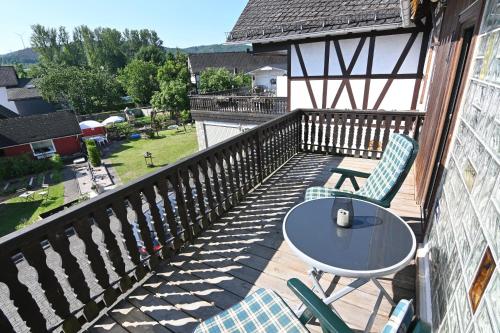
[336,209,351,228]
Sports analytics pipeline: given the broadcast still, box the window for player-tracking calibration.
[31,139,55,158]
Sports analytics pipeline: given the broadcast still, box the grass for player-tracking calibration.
[108,127,198,184]
[0,171,65,237]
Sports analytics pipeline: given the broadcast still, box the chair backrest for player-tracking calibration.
[356,133,418,206]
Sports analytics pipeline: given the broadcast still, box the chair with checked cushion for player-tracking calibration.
[305,133,418,208]
[194,278,430,333]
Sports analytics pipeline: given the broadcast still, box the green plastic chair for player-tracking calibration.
[194,278,430,333]
[305,133,419,208]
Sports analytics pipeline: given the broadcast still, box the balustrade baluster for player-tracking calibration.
[92,209,130,291]
[317,112,324,152]
[372,114,383,159]
[180,167,202,236]
[339,113,347,154]
[142,186,171,258]
[209,155,224,213]
[128,193,157,266]
[155,180,182,250]
[169,173,193,242]
[0,253,47,332]
[47,227,98,319]
[324,112,332,154]
[22,241,78,329]
[72,217,113,296]
[362,115,372,159]
[382,115,392,150]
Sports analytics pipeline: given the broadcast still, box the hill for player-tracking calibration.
[0,44,252,65]
[0,48,39,64]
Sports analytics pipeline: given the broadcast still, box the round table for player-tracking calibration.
[283,198,416,332]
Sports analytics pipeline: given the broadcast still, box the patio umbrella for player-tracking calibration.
[102,116,125,125]
[79,120,103,129]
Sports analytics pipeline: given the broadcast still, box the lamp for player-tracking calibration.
[144,152,154,167]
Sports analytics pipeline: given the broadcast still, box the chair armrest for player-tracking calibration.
[329,168,371,191]
[330,168,371,179]
[287,278,353,333]
[329,191,390,208]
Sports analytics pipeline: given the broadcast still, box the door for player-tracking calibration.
[423,26,475,222]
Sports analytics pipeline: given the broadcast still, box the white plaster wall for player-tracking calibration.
[290,80,314,109]
[195,121,207,150]
[299,42,325,76]
[289,31,425,111]
[196,120,258,149]
[276,76,288,97]
[377,79,416,110]
[252,69,286,90]
[0,87,18,113]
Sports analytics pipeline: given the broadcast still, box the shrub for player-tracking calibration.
[0,154,63,181]
[86,141,101,167]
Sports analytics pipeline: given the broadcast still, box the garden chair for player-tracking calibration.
[305,133,418,208]
[38,184,49,200]
[194,278,430,333]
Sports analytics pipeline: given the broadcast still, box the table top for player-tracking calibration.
[283,198,416,278]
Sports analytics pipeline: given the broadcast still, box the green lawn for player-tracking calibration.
[108,127,198,184]
[0,171,65,237]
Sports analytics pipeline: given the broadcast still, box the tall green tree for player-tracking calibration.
[151,79,189,113]
[151,52,190,118]
[118,59,159,105]
[36,65,121,114]
[134,45,166,66]
[198,68,251,93]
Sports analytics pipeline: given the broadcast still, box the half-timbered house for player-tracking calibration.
[226,0,430,112]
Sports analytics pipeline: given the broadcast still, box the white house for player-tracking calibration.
[247,65,287,94]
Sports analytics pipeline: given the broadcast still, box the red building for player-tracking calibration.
[0,111,82,158]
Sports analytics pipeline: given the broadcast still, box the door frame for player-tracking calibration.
[422,0,484,228]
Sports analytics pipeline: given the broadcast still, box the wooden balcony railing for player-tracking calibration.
[0,109,424,332]
[189,95,288,114]
[300,109,425,159]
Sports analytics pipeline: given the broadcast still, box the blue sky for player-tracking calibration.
[0,0,249,54]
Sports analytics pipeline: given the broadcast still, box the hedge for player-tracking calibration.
[0,154,63,181]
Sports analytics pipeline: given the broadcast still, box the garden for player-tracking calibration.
[0,155,66,237]
[107,126,198,184]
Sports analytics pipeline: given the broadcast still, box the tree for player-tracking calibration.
[118,59,159,105]
[31,25,163,72]
[12,62,28,78]
[36,65,121,114]
[198,68,251,93]
[135,45,166,66]
[151,79,189,115]
[151,52,191,119]
[157,52,189,83]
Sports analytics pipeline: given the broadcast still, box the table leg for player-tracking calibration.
[322,278,369,305]
[364,290,384,333]
[371,278,396,306]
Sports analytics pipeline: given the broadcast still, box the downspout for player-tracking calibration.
[400,0,413,27]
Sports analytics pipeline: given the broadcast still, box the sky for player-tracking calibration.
[0,0,249,54]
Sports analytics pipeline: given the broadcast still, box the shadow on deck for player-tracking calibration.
[90,153,421,333]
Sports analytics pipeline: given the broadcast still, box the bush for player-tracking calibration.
[0,154,63,181]
[86,141,101,167]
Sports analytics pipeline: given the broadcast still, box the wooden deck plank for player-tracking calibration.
[92,154,420,333]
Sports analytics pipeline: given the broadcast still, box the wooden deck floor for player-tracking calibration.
[89,153,422,333]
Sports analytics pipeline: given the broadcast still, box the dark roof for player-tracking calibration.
[0,105,18,119]
[0,111,81,148]
[227,0,406,42]
[188,52,287,74]
[0,66,19,87]
[7,78,43,101]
